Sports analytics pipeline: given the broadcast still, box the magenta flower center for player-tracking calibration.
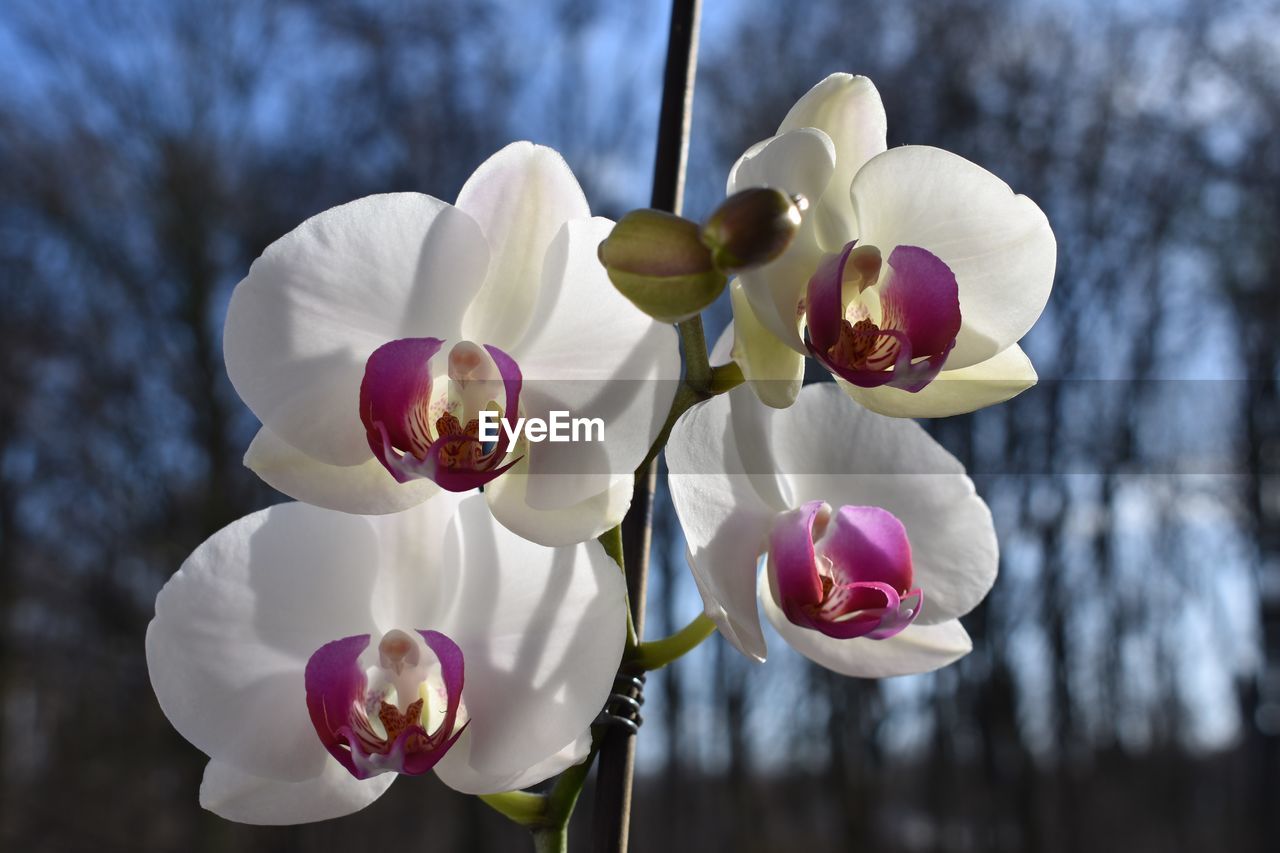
[305,628,468,779]
[804,242,961,393]
[359,337,523,491]
[767,501,923,641]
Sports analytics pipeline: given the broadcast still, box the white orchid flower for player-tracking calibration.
[146,491,626,824]
[665,382,997,676]
[724,74,1056,416]
[225,142,680,546]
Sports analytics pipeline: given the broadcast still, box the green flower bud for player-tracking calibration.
[700,188,807,274]
[598,209,728,324]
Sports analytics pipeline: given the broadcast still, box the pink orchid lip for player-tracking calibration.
[359,337,523,491]
[305,629,467,780]
[768,501,922,641]
[804,241,961,392]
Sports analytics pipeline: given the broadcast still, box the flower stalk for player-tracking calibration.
[678,316,712,392]
[627,613,717,671]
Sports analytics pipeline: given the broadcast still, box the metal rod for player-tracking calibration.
[589,1,701,850]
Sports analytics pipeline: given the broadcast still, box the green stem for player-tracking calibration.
[677,316,712,392]
[709,360,744,393]
[627,612,716,670]
[636,382,703,473]
[532,827,568,853]
[634,333,745,474]
[545,739,595,826]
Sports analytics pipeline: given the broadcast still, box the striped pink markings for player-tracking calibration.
[805,241,960,393]
[305,629,468,780]
[359,337,523,491]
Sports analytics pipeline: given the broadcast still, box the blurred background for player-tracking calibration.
[1,0,1278,850]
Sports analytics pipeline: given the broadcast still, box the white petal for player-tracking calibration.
[200,759,394,825]
[850,146,1056,369]
[430,496,626,777]
[459,143,591,349]
[244,427,439,515]
[684,546,763,661]
[778,74,887,251]
[484,460,633,547]
[759,570,972,677]
[764,384,998,623]
[728,127,836,208]
[435,730,591,795]
[146,505,387,781]
[513,217,680,509]
[361,490,473,632]
[843,344,1037,418]
[728,280,804,409]
[666,388,793,662]
[224,194,489,466]
[729,127,835,350]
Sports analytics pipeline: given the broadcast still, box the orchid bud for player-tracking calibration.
[598,209,727,323]
[700,188,806,273]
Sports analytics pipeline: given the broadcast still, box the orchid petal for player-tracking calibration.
[428,496,626,777]
[435,731,591,795]
[727,280,804,409]
[821,505,914,593]
[759,568,972,677]
[729,127,836,350]
[778,73,887,250]
[147,492,469,782]
[360,337,446,482]
[224,194,488,466]
[763,384,998,623]
[683,546,760,660]
[803,243,855,356]
[147,505,385,782]
[459,142,590,349]
[843,343,1037,418]
[416,630,468,762]
[361,491,471,633]
[767,502,826,613]
[484,459,633,547]
[850,146,1055,369]
[667,387,793,662]
[304,634,372,778]
[199,759,395,826]
[244,427,439,515]
[879,245,961,364]
[513,217,680,509]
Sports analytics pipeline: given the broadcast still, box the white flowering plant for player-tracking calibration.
[146,26,1054,850]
